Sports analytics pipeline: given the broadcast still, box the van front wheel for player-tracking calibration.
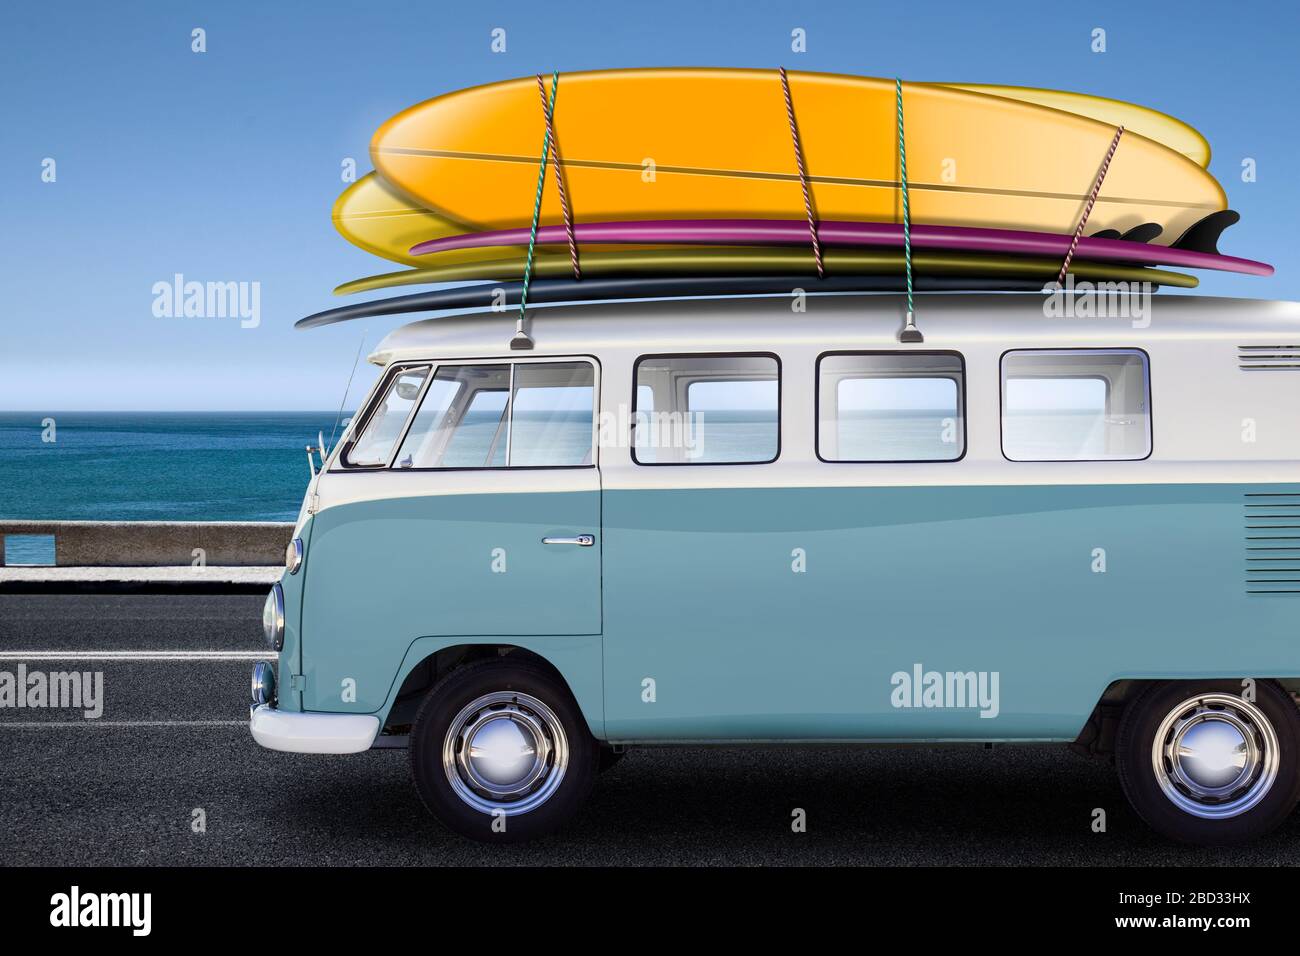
[410,660,599,842]
[1116,680,1300,845]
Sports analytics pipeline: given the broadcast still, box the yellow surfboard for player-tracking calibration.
[333,174,500,267]
[933,84,1211,167]
[370,68,1226,247]
[337,171,659,266]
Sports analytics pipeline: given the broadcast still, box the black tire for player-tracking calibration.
[410,659,599,842]
[1116,679,1300,845]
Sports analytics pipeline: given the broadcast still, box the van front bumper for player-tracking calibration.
[250,704,380,754]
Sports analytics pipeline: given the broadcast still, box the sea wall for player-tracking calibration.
[0,521,295,567]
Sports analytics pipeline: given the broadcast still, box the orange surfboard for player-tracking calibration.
[370,68,1227,245]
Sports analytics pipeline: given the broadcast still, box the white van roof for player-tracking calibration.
[369,293,1300,366]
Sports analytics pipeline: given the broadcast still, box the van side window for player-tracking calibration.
[817,352,965,462]
[1001,349,1151,461]
[442,389,509,467]
[344,366,430,466]
[386,361,594,469]
[633,354,779,464]
[394,365,510,469]
[508,362,596,466]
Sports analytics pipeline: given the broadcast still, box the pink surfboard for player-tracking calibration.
[408,219,1272,277]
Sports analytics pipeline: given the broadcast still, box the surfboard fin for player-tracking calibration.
[1089,229,1122,241]
[1172,210,1240,256]
[1120,223,1163,244]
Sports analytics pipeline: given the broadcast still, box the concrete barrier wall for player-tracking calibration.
[0,521,295,567]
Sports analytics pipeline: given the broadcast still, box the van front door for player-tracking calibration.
[300,358,602,714]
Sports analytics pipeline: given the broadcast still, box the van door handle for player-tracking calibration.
[541,534,595,547]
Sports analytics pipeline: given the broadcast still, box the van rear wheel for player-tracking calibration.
[1116,680,1300,845]
[410,659,598,842]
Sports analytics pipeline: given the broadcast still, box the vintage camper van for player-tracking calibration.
[250,292,1300,844]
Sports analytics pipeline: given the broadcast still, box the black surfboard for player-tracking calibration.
[297,274,1069,330]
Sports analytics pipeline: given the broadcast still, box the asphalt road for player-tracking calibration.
[3,592,1300,866]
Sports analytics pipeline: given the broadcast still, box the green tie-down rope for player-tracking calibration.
[896,77,922,343]
[515,70,560,344]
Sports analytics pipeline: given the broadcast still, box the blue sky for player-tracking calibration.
[1,0,1296,410]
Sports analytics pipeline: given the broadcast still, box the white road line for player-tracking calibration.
[0,650,275,661]
[0,720,248,728]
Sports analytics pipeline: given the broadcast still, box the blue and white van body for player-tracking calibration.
[251,292,1300,842]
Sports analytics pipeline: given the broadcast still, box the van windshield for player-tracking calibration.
[345,366,430,466]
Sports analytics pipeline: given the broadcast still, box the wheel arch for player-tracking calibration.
[378,637,605,741]
[1072,677,1300,757]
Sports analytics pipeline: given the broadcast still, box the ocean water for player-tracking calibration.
[0,412,337,524]
[635,410,778,463]
[833,409,958,460]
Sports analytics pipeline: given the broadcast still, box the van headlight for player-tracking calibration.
[285,537,303,574]
[262,584,285,651]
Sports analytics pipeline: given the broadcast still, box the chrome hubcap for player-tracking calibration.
[1151,693,1279,819]
[442,691,568,816]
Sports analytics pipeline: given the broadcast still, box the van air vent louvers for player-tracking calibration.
[1245,493,1300,594]
[1238,345,1300,370]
